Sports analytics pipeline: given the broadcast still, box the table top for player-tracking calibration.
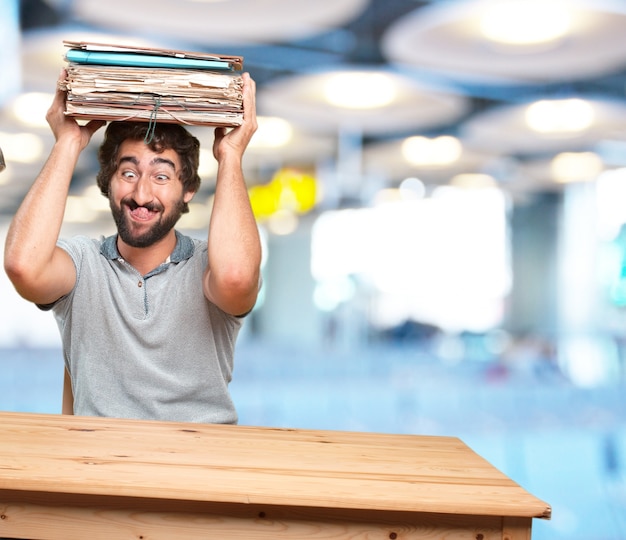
[0,411,550,519]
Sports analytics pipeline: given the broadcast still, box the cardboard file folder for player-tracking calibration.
[62,41,245,127]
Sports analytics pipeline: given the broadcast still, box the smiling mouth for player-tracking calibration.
[130,206,158,221]
[125,200,161,221]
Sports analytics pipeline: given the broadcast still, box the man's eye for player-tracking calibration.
[122,170,137,180]
[154,174,170,183]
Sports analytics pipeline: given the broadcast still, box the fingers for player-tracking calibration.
[47,70,68,122]
[242,73,256,105]
[212,74,257,161]
[84,119,106,138]
[53,72,66,102]
[241,72,257,132]
[46,70,104,146]
[57,67,67,85]
[54,69,68,101]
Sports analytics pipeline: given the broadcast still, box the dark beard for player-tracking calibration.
[110,196,185,248]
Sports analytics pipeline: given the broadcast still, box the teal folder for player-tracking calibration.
[65,49,233,71]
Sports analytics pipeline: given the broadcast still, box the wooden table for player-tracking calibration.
[0,411,550,539]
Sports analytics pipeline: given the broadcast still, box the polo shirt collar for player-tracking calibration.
[100,230,195,263]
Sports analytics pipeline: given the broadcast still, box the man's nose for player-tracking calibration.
[132,176,154,205]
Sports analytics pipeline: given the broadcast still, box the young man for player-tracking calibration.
[4,71,262,424]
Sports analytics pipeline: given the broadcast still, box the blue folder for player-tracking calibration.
[65,49,234,71]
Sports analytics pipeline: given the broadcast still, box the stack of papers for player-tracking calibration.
[61,41,244,127]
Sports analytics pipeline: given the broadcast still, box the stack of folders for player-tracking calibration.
[61,41,245,127]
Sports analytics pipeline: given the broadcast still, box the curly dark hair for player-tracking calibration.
[96,122,202,213]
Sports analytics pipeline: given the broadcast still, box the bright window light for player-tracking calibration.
[311,187,511,332]
[0,0,19,108]
[313,276,356,312]
[559,335,619,388]
[595,168,626,240]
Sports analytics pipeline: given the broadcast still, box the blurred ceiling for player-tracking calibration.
[3,0,626,222]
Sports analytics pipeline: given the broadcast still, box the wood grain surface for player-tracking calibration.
[0,411,550,539]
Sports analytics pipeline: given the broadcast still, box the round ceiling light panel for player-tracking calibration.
[381,0,626,83]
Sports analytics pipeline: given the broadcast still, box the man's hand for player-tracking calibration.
[47,69,105,150]
[212,72,258,164]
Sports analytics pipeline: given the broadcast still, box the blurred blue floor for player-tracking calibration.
[1,339,625,540]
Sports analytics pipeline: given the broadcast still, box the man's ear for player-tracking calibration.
[184,191,195,204]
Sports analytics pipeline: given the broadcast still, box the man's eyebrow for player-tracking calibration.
[117,156,176,170]
[118,156,139,166]
[151,157,176,170]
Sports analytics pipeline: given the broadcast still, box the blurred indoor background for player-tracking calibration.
[2,0,626,538]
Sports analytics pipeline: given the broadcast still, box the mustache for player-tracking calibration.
[122,197,164,213]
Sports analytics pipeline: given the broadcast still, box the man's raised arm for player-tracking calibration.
[4,71,105,305]
[203,73,262,317]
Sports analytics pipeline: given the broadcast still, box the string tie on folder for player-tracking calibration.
[144,96,161,144]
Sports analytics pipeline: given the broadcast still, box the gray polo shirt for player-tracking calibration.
[45,231,241,423]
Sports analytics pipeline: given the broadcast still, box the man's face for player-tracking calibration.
[109,140,194,248]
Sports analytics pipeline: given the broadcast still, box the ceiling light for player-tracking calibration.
[0,132,44,163]
[480,1,571,46]
[401,135,462,166]
[525,98,594,134]
[324,72,396,109]
[250,117,293,148]
[451,173,497,189]
[11,92,53,128]
[551,152,603,183]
